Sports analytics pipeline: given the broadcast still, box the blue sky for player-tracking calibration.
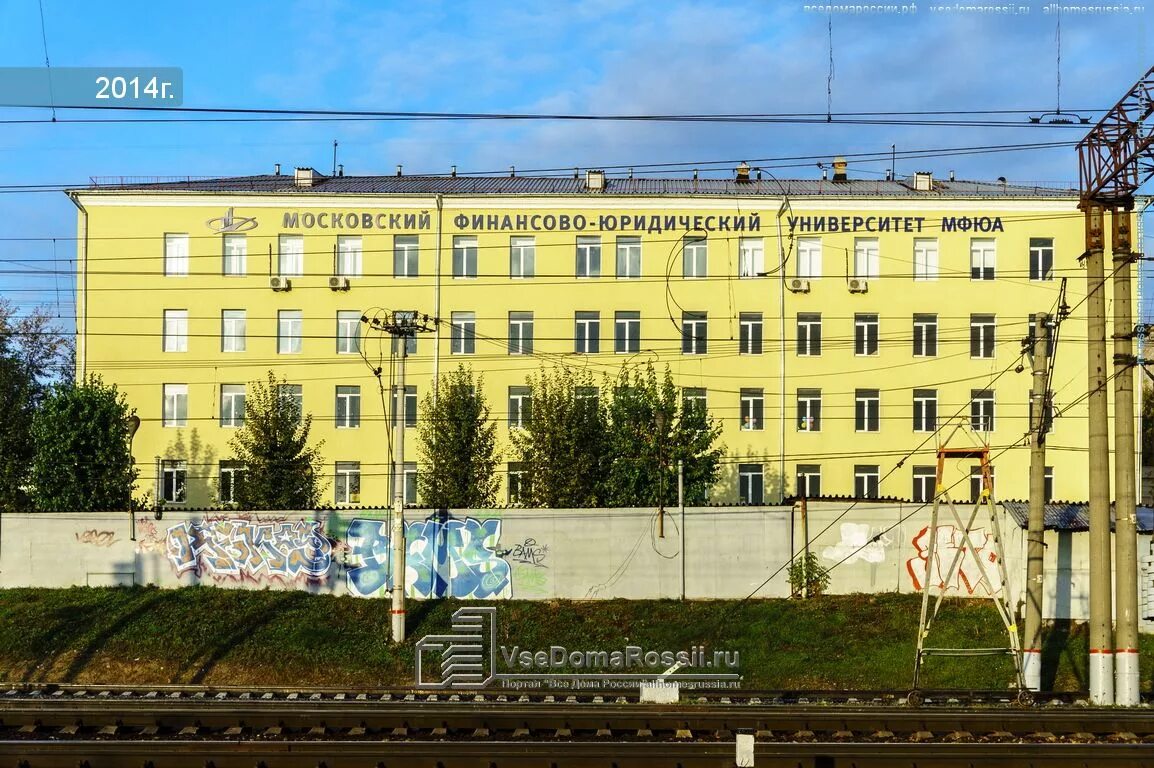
[0,0,1151,321]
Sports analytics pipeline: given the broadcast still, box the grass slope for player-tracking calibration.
[0,587,1144,692]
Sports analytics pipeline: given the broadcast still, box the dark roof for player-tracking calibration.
[1001,501,1154,533]
[73,173,1080,198]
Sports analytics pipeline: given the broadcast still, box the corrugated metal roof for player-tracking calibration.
[73,173,1080,198]
[1001,501,1154,533]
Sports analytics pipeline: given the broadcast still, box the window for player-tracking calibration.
[508,462,529,505]
[970,314,996,358]
[337,235,362,277]
[403,462,418,505]
[574,311,600,354]
[335,385,361,428]
[163,309,188,353]
[615,311,640,354]
[450,311,475,355]
[683,236,707,278]
[392,331,417,357]
[913,314,937,357]
[796,464,822,497]
[683,387,707,415]
[739,313,763,355]
[740,388,764,430]
[575,386,600,409]
[453,236,477,278]
[970,238,995,280]
[223,234,246,276]
[738,238,764,278]
[912,466,936,503]
[336,311,361,354]
[277,384,303,423]
[510,236,535,278]
[1024,315,1056,358]
[1030,237,1054,281]
[738,464,764,504]
[220,384,245,428]
[164,234,189,276]
[508,386,531,429]
[970,464,994,502]
[681,311,707,354]
[278,234,304,277]
[1044,466,1053,503]
[797,313,822,356]
[393,235,418,278]
[855,389,880,432]
[335,462,361,505]
[161,460,187,503]
[797,237,822,279]
[509,311,534,355]
[163,384,187,427]
[221,310,246,353]
[854,465,880,499]
[391,385,417,428]
[797,389,822,432]
[616,236,641,278]
[854,237,879,279]
[854,313,879,356]
[913,389,937,432]
[219,461,244,505]
[1029,389,1057,435]
[278,310,303,354]
[576,236,601,278]
[913,238,938,281]
[971,388,995,432]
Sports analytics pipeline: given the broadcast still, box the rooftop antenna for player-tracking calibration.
[332,140,338,176]
[1029,9,1090,125]
[826,9,835,123]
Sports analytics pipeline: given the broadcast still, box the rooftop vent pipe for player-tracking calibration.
[832,156,848,182]
[294,167,316,187]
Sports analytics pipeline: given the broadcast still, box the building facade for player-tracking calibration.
[69,167,1140,508]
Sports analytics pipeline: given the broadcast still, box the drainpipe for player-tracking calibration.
[433,194,444,408]
[66,191,89,381]
[776,206,787,502]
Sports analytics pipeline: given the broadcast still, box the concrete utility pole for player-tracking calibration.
[1111,206,1140,706]
[391,338,408,643]
[1023,312,1050,692]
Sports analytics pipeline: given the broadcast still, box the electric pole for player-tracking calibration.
[1023,311,1050,692]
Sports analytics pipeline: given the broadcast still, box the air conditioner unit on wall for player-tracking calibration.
[270,276,292,291]
[848,278,868,293]
[328,275,350,291]
[788,278,810,293]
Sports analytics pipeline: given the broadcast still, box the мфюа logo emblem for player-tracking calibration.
[206,207,258,233]
[415,606,741,690]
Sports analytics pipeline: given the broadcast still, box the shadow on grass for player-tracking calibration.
[56,589,177,682]
[1041,619,1085,692]
[183,591,310,685]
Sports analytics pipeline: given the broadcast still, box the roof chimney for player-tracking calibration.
[337,164,344,177]
[832,156,848,183]
[274,163,281,176]
[450,165,457,178]
[948,169,956,182]
[585,169,605,191]
[735,161,751,183]
[396,165,403,177]
[913,171,933,192]
[294,167,316,187]
[885,169,892,181]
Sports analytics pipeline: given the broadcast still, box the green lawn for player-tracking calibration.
[0,587,1142,692]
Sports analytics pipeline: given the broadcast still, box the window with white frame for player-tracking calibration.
[797,237,822,279]
[970,314,996,358]
[614,311,640,353]
[163,384,188,427]
[1044,466,1053,502]
[969,464,994,502]
[683,236,707,278]
[797,313,822,355]
[218,461,244,505]
[391,385,417,428]
[221,309,246,352]
[391,331,417,357]
[912,466,936,503]
[855,389,880,432]
[576,236,601,278]
[913,388,937,432]
[683,387,707,415]
[740,388,764,430]
[854,313,879,356]
[510,236,535,278]
[616,236,641,278]
[223,234,246,276]
[681,311,707,354]
[796,464,821,497]
[971,388,995,432]
[277,384,303,423]
[970,238,995,280]
[507,462,529,505]
[220,384,245,428]
[278,310,303,354]
[335,385,361,428]
[450,311,475,354]
[854,465,880,499]
[575,386,599,409]
[797,388,822,432]
[336,235,362,277]
[913,238,938,281]
[575,311,600,354]
[336,311,361,354]
[335,461,361,504]
[278,234,304,277]
[853,237,879,279]
[163,309,188,353]
[739,312,763,355]
[164,234,189,276]
[393,235,419,277]
[161,460,187,503]
[403,462,418,505]
[738,464,765,504]
[508,386,531,429]
[1029,237,1054,281]
[738,237,764,278]
[912,313,937,357]
[508,311,534,355]
[453,236,477,278]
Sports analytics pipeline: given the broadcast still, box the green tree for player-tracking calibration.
[417,365,500,508]
[511,366,608,507]
[1143,384,1153,466]
[228,371,326,510]
[28,375,138,511]
[604,363,723,506]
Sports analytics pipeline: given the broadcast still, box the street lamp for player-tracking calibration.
[127,413,140,540]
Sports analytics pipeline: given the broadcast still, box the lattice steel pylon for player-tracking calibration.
[911,423,1026,699]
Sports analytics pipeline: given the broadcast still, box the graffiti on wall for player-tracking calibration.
[345,516,511,599]
[166,519,333,580]
[821,523,891,565]
[76,530,117,547]
[501,538,549,567]
[906,525,1004,595]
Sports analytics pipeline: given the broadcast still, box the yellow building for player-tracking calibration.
[68,164,1142,508]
